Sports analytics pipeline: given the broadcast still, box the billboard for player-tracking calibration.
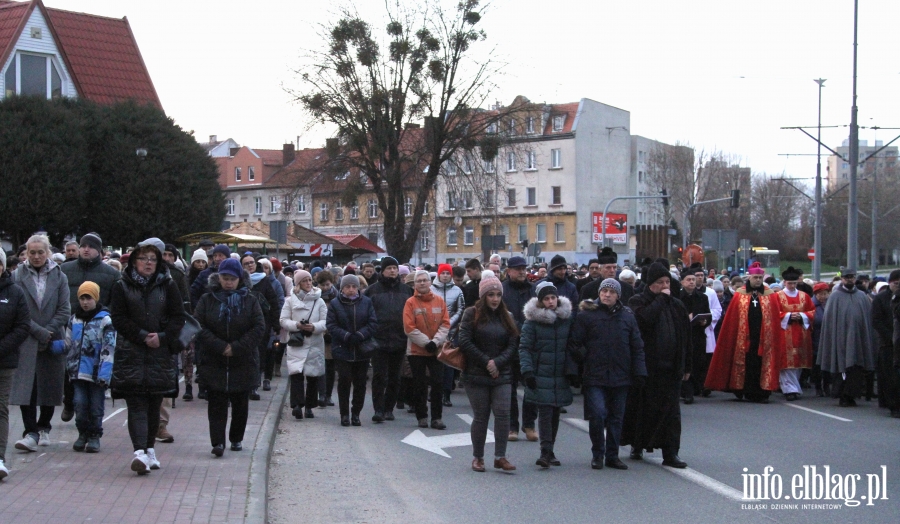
[592,212,627,244]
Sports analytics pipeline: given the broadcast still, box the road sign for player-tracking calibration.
[592,212,627,244]
[808,248,815,260]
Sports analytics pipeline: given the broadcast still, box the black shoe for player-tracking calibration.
[340,416,350,427]
[263,380,271,391]
[384,411,395,421]
[549,452,561,466]
[536,452,551,469]
[183,384,193,401]
[372,411,385,423]
[407,406,416,414]
[701,389,712,398]
[605,457,628,470]
[663,455,687,468]
[351,415,361,426]
[197,389,208,400]
[304,407,314,419]
[442,392,453,407]
[418,418,428,428]
[231,442,242,451]
[85,436,100,453]
[786,393,800,401]
[326,398,335,407]
[318,397,326,408]
[396,401,405,410]
[292,407,303,419]
[839,397,857,407]
[815,386,825,397]
[591,458,604,470]
[431,419,446,430]
[629,448,643,460]
[250,389,261,401]
[61,407,74,422]
[73,433,87,452]
[559,407,567,414]
[211,444,225,457]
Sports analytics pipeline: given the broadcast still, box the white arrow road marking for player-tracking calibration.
[563,417,747,502]
[401,414,492,458]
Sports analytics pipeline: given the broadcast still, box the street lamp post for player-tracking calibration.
[847,0,860,273]
[871,125,878,278]
[813,79,825,281]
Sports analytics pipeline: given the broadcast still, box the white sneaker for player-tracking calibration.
[0,459,9,480]
[38,430,51,446]
[14,434,38,452]
[131,450,150,475]
[146,448,161,470]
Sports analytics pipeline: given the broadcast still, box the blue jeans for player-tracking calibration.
[584,385,629,461]
[72,380,106,437]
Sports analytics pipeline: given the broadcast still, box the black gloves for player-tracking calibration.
[566,374,582,389]
[523,372,537,390]
[632,375,647,389]
[425,341,438,354]
[348,332,364,345]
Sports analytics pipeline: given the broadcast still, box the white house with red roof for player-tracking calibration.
[0,0,159,107]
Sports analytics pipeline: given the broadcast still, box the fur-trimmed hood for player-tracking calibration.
[579,297,625,315]
[523,296,572,324]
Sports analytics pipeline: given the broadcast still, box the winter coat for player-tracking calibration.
[65,307,116,386]
[568,298,647,388]
[249,271,281,333]
[458,306,518,387]
[501,278,536,329]
[0,271,31,369]
[195,273,266,393]
[431,278,465,332]
[190,264,217,309]
[269,274,286,312]
[108,264,186,398]
[9,261,70,406]
[812,296,826,355]
[871,287,893,348]
[280,287,327,377]
[327,293,378,362]
[165,261,191,314]
[364,275,412,351]
[627,288,691,380]
[463,279,481,309]
[540,274,579,307]
[403,290,450,356]
[519,297,575,406]
[60,255,121,310]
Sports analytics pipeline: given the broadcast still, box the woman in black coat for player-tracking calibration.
[239,254,279,400]
[195,259,266,457]
[109,239,186,475]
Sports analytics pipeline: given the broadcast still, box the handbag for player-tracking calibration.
[178,314,202,349]
[437,341,466,371]
[287,299,318,347]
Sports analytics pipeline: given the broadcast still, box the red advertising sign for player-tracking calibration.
[592,212,627,244]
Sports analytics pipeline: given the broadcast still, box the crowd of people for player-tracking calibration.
[0,235,897,480]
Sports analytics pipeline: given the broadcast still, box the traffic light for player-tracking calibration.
[660,188,669,207]
[730,189,740,208]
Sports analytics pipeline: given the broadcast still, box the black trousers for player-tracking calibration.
[290,373,319,408]
[371,350,404,413]
[263,341,277,380]
[833,366,866,400]
[207,390,250,446]
[408,355,443,421]
[336,360,369,416]
[509,366,537,432]
[124,394,163,451]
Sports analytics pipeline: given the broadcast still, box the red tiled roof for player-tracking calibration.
[0,1,161,109]
[264,147,327,187]
[544,102,579,134]
[254,148,284,167]
[328,234,384,253]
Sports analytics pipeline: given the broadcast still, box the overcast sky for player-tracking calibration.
[48,0,900,183]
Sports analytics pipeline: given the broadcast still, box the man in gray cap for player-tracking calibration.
[501,255,538,441]
[59,232,121,422]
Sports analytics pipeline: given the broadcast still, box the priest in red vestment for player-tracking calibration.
[776,266,815,401]
[704,262,784,403]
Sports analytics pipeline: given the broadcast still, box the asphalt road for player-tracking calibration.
[269,381,899,524]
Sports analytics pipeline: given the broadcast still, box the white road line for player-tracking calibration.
[563,417,748,503]
[103,407,126,422]
[785,403,852,422]
[457,414,474,425]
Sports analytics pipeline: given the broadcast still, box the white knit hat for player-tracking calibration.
[191,248,208,264]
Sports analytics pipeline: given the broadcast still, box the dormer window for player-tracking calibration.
[552,115,564,132]
[526,117,535,134]
[4,53,64,99]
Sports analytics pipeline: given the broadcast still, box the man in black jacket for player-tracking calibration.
[501,256,537,441]
[462,259,483,308]
[364,256,412,422]
[580,247,634,304]
[678,267,710,405]
[0,250,31,479]
[873,270,900,417]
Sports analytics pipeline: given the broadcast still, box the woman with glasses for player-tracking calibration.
[109,239,186,475]
[240,254,280,397]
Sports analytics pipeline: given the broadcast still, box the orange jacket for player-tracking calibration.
[403,290,450,356]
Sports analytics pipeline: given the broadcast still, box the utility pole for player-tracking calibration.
[847,0,859,273]
[813,79,825,281]
[871,124,878,278]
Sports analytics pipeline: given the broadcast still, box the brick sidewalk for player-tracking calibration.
[0,375,287,524]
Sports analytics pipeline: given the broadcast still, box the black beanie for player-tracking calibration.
[381,256,399,270]
[646,262,671,286]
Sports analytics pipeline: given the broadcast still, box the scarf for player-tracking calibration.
[129,267,150,287]
[214,287,249,324]
[75,304,102,321]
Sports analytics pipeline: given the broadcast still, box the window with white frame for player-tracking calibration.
[551,148,561,168]
[446,192,457,211]
[350,201,359,219]
[555,222,565,243]
[254,196,262,215]
[464,226,474,245]
[368,232,379,246]
[483,189,494,208]
[526,151,536,170]
[269,195,279,213]
[487,122,497,134]
[249,166,256,181]
[320,202,328,221]
[518,224,527,242]
[506,152,516,172]
[463,191,473,209]
[368,199,378,218]
[226,199,234,216]
[526,187,536,206]
[507,188,516,207]
[507,119,516,136]
[484,159,495,173]
[536,223,546,243]
[235,167,242,182]
[526,116,535,134]
[552,186,561,205]
[297,194,306,213]
[447,227,458,245]
[335,201,343,220]
[423,200,430,215]
[552,115,564,132]
[419,229,430,251]
[4,53,65,99]
[404,196,413,217]
[500,224,509,245]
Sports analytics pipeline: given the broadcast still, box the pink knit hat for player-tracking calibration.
[479,276,503,298]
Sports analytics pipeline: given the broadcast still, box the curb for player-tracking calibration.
[246,378,289,523]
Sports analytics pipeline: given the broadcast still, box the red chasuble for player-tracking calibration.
[776,290,815,369]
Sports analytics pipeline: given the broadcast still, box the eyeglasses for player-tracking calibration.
[136,257,157,263]
[242,261,256,267]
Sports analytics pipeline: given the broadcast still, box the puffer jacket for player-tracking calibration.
[519,297,575,406]
[195,272,266,392]
[568,298,647,388]
[431,278,465,331]
[327,293,378,361]
[109,261,186,397]
[0,271,30,369]
[364,275,412,351]
[280,286,327,376]
[458,306,518,387]
[403,290,450,356]
[65,307,116,385]
[501,278,535,329]
[60,255,121,310]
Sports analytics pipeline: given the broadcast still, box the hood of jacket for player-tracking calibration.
[523,296,572,324]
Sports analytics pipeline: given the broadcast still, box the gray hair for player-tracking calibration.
[26,234,52,252]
